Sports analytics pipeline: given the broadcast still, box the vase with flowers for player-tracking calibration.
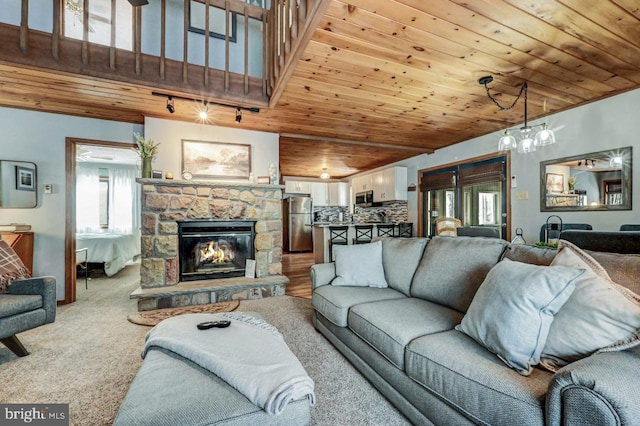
[132,133,160,178]
[567,176,576,193]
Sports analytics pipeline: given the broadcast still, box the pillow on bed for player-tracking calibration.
[331,241,388,288]
[0,239,31,293]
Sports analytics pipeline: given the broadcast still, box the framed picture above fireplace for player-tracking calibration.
[182,140,251,179]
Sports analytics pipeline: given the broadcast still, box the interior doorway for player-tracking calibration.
[64,138,138,304]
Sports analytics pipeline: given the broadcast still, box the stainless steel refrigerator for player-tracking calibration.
[283,196,313,252]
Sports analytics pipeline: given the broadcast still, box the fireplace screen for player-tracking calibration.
[178,220,256,281]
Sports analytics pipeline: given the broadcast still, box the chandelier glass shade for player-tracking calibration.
[479,76,556,153]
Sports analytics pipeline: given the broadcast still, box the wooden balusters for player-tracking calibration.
[224,1,230,91]
[110,0,116,70]
[20,0,28,53]
[205,0,210,87]
[52,0,61,59]
[183,0,189,83]
[82,0,89,64]
[244,5,249,94]
[160,0,166,79]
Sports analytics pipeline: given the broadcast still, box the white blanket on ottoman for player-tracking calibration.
[141,312,316,415]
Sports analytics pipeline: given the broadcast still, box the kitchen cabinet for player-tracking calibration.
[310,182,329,206]
[351,175,373,193]
[372,166,408,202]
[328,182,349,206]
[285,180,311,194]
[310,182,348,206]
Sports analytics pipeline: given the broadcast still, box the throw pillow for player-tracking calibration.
[540,240,640,371]
[456,259,582,376]
[0,239,31,293]
[331,241,388,288]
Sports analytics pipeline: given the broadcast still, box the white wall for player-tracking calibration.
[369,87,640,244]
[143,117,278,182]
[0,107,141,300]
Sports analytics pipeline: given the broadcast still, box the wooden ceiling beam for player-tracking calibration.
[281,132,434,153]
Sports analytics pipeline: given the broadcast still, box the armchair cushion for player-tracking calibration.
[0,240,31,293]
[0,294,42,319]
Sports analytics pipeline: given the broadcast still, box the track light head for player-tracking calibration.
[128,0,149,6]
[235,108,242,123]
[166,97,175,114]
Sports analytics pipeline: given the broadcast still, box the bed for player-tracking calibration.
[76,233,140,277]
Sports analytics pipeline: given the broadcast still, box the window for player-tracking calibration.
[64,0,133,50]
[420,155,508,238]
[99,176,109,228]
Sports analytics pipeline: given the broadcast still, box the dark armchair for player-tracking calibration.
[0,276,57,356]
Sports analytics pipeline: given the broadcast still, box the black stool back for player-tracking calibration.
[329,226,349,261]
[398,223,413,237]
[353,225,373,244]
[377,224,396,238]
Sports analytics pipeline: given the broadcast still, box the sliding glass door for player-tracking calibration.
[420,155,508,239]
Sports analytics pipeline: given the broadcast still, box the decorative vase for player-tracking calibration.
[141,157,153,178]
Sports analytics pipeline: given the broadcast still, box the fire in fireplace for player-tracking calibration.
[178,220,256,281]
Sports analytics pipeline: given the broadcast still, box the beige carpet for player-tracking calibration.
[0,265,410,425]
[127,300,240,326]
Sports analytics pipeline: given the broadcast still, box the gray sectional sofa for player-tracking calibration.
[310,235,640,425]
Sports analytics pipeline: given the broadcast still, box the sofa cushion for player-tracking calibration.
[312,285,405,327]
[0,294,42,319]
[456,259,582,376]
[410,236,508,312]
[348,298,463,369]
[586,250,640,294]
[405,330,551,426]
[332,241,388,288]
[0,240,31,293]
[502,243,556,266]
[540,241,640,371]
[376,237,429,296]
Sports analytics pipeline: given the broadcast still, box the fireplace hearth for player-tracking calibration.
[178,220,256,281]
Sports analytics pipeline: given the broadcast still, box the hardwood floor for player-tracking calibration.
[282,252,315,299]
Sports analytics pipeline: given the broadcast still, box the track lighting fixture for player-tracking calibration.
[198,103,209,121]
[479,76,556,153]
[151,91,260,124]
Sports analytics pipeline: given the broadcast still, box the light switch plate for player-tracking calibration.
[516,191,529,200]
[43,184,53,194]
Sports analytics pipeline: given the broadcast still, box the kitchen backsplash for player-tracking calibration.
[313,201,408,223]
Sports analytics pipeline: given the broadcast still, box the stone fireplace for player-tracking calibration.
[130,179,288,311]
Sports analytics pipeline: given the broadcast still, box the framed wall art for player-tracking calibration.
[182,140,251,179]
[545,173,564,194]
[15,165,36,191]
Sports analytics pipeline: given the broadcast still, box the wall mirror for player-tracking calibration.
[540,146,632,211]
[0,160,37,208]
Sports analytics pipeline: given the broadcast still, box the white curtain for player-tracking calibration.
[76,164,101,233]
[108,165,140,235]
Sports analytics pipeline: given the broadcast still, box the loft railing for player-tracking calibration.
[0,0,329,108]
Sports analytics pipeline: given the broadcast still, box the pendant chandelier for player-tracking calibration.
[479,76,556,153]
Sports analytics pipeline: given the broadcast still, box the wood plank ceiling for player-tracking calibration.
[1,0,640,179]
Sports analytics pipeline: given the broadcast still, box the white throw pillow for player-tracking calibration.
[331,241,388,288]
[456,259,582,376]
[540,240,640,371]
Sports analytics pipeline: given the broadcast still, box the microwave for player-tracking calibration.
[355,190,374,207]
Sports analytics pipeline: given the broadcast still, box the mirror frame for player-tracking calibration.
[540,147,632,212]
[0,160,38,209]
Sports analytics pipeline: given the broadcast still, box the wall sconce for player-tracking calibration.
[479,76,556,153]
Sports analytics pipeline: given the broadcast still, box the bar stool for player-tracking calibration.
[328,226,349,262]
[398,223,413,237]
[353,225,373,245]
[376,224,396,238]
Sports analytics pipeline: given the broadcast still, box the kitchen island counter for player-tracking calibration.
[312,222,406,263]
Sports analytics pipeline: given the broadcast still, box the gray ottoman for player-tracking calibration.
[114,313,311,425]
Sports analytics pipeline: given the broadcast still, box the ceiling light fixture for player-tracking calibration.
[320,168,330,180]
[166,96,175,114]
[198,103,209,122]
[479,75,556,153]
[610,156,623,169]
[151,91,259,123]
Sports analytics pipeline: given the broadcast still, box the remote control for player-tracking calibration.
[197,320,231,330]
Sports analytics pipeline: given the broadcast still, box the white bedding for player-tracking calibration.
[76,233,140,277]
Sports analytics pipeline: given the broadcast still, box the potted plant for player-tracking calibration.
[132,133,160,178]
[567,176,576,192]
